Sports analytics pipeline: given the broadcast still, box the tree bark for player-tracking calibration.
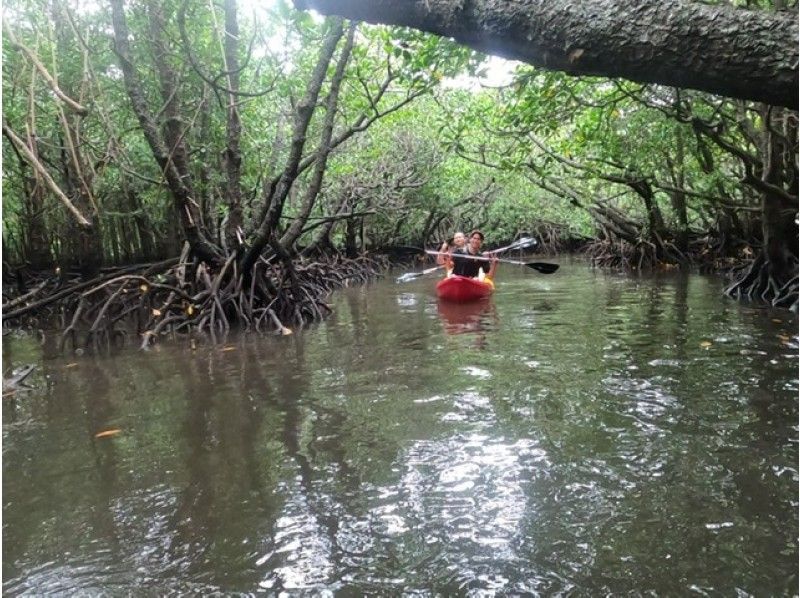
[300,189,350,257]
[760,107,797,283]
[53,0,102,276]
[241,17,345,273]
[344,216,359,258]
[9,110,51,268]
[2,122,91,225]
[295,0,798,109]
[665,129,689,253]
[279,23,356,251]
[221,0,244,251]
[110,0,220,265]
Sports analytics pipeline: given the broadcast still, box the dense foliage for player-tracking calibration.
[2,0,797,337]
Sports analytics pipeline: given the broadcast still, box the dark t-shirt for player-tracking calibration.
[451,248,488,278]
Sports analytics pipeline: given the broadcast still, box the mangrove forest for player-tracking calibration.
[2,0,797,346]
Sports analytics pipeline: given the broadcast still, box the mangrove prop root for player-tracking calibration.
[3,253,388,349]
[725,252,799,310]
[586,233,798,309]
[584,238,662,271]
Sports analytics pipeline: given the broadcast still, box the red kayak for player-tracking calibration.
[436,275,494,302]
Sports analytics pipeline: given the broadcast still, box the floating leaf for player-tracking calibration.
[139,284,149,293]
[280,327,293,336]
[65,363,78,368]
[699,341,712,348]
[772,319,783,324]
[186,305,195,316]
[222,346,236,352]
[94,429,121,439]
[152,308,162,317]
[778,334,792,342]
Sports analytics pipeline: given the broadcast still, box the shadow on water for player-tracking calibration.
[3,260,798,594]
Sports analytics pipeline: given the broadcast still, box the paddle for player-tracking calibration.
[487,236,538,255]
[395,237,539,282]
[395,264,443,283]
[423,250,560,274]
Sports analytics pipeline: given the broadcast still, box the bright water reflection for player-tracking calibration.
[3,259,798,594]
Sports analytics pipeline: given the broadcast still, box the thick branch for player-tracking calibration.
[295,0,798,109]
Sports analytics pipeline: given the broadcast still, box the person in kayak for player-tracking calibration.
[436,231,466,267]
[444,230,498,280]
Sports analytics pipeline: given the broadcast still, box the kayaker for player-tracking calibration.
[444,230,498,279]
[436,231,466,267]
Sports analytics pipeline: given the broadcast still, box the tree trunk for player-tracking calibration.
[279,23,356,252]
[636,179,665,241]
[666,130,689,253]
[302,189,352,256]
[7,123,51,268]
[344,217,359,258]
[221,0,244,251]
[123,184,155,261]
[23,177,51,269]
[725,105,798,304]
[241,17,345,273]
[296,0,798,109]
[57,127,102,276]
[419,208,447,248]
[110,0,220,265]
[52,5,102,277]
[760,108,797,283]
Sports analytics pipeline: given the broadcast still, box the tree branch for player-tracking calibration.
[2,121,91,226]
[295,0,798,109]
[3,23,89,116]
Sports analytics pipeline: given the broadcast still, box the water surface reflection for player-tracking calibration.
[3,261,798,594]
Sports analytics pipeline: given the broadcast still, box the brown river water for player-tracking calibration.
[3,258,798,595]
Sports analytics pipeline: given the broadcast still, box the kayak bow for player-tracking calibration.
[436,275,494,302]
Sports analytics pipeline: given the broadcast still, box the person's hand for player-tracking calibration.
[440,241,449,252]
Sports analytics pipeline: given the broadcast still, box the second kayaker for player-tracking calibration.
[444,230,499,280]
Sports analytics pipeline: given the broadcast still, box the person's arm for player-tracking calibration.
[443,253,454,272]
[436,240,449,265]
[485,253,499,279]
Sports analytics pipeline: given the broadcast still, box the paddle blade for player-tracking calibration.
[395,272,423,283]
[526,262,559,274]
[502,237,537,252]
[396,264,443,283]
[514,236,537,249]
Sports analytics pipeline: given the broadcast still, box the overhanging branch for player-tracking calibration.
[295,0,798,109]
